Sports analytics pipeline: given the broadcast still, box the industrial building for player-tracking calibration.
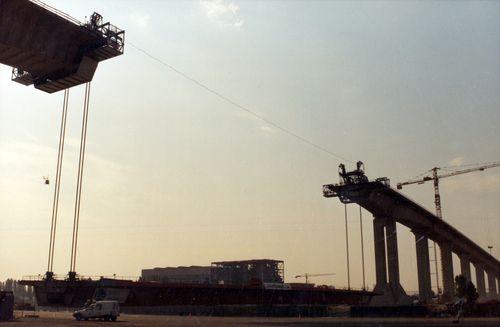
[211,259,284,285]
[141,259,284,286]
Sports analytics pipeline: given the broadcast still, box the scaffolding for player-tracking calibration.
[211,259,284,286]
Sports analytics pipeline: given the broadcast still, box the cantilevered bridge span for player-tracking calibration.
[323,164,499,304]
[0,0,124,93]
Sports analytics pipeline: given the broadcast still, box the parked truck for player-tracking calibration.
[73,300,119,321]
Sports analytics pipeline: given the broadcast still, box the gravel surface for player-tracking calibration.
[4,311,500,326]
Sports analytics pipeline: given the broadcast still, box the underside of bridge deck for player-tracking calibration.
[0,0,124,93]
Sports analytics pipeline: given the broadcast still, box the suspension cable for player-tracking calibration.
[47,89,69,273]
[359,205,366,290]
[70,82,91,273]
[344,203,350,289]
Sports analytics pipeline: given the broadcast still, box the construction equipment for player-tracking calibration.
[294,273,335,284]
[397,161,500,219]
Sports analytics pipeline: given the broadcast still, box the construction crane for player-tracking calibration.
[397,160,500,296]
[294,273,336,284]
[397,161,500,218]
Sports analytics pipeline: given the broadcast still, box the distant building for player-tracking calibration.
[141,266,211,284]
[141,259,285,286]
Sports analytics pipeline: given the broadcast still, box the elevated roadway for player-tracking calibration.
[323,179,499,303]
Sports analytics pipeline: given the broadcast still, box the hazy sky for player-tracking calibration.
[0,0,499,293]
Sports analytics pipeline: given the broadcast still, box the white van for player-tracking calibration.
[73,300,119,321]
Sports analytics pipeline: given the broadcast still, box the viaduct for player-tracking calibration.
[323,164,500,304]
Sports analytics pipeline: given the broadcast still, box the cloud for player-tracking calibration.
[200,0,244,28]
[445,172,500,193]
[129,13,151,29]
[259,125,275,136]
[449,156,464,166]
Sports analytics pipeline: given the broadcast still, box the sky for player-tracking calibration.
[0,0,499,293]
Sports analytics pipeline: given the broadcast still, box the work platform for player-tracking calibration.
[0,0,124,93]
[324,164,500,304]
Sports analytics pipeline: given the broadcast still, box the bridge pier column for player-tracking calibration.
[459,254,471,282]
[373,217,388,288]
[386,219,400,287]
[487,270,498,299]
[439,242,454,302]
[474,264,486,299]
[413,230,432,302]
[497,276,500,300]
[370,216,410,306]
[385,219,408,303]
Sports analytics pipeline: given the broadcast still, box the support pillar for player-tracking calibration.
[373,217,387,289]
[487,270,498,299]
[474,264,486,299]
[439,242,454,302]
[414,231,432,302]
[386,220,400,287]
[370,216,410,306]
[385,219,409,304]
[459,254,471,282]
[497,276,500,300]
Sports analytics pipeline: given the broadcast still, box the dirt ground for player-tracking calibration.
[2,311,499,327]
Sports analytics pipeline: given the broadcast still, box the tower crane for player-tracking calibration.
[397,160,500,296]
[397,161,500,218]
[294,273,336,284]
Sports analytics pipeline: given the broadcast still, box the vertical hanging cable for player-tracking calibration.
[344,203,350,289]
[47,89,69,273]
[359,205,366,290]
[70,82,91,273]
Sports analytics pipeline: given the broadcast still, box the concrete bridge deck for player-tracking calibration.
[323,180,499,303]
[0,0,124,92]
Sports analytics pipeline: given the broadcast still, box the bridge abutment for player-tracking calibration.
[413,230,432,302]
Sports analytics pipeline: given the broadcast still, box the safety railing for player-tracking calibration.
[21,274,138,281]
[29,0,83,26]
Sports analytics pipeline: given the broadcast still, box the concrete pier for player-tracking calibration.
[440,242,454,301]
[373,217,388,289]
[460,255,472,282]
[371,217,409,305]
[414,231,432,302]
[386,220,400,288]
[487,270,498,299]
[474,264,486,299]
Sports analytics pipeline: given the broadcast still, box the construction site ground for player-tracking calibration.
[4,311,500,326]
